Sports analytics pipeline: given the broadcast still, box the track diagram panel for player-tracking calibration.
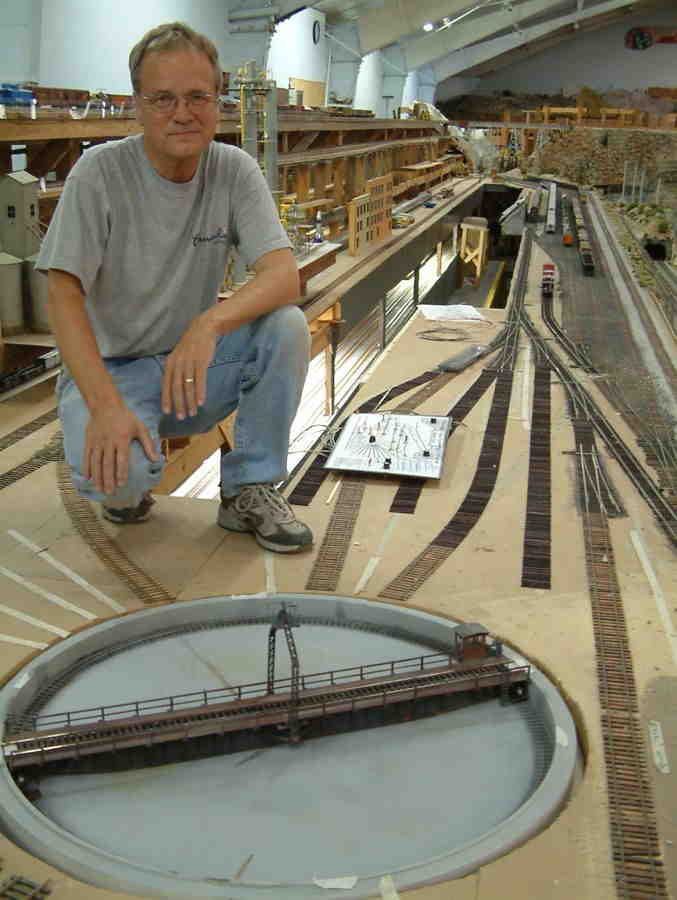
[324,413,451,478]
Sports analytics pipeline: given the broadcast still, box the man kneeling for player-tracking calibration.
[37,22,312,553]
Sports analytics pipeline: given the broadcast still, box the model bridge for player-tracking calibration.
[3,650,529,771]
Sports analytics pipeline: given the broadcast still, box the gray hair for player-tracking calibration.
[129,22,222,94]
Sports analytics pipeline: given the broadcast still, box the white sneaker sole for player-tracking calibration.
[217,505,311,553]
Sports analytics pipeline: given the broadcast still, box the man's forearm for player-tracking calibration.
[47,270,124,414]
[205,249,300,337]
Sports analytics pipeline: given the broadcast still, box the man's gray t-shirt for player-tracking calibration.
[37,135,292,358]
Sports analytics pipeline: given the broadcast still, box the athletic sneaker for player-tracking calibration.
[102,492,155,524]
[218,483,313,553]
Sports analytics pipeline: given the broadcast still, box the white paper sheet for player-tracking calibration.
[418,304,487,321]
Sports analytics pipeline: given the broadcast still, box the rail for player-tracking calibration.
[3,661,530,768]
[6,650,484,734]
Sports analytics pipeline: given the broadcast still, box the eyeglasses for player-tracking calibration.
[140,91,217,113]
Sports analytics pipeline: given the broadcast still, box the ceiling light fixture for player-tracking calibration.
[423,22,434,31]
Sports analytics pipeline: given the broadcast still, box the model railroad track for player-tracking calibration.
[389,368,497,515]
[579,445,667,898]
[378,368,514,601]
[374,231,533,601]
[520,313,676,547]
[541,292,596,373]
[56,463,175,605]
[0,408,59,455]
[519,303,670,897]
[585,192,677,490]
[0,429,64,492]
[4,658,529,769]
[569,196,676,523]
[0,406,173,606]
[302,369,462,591]
[305,367,500,591]
[306,476,366,591]
[648,259,677,334]
[531,234,597,373]
[521,363,552,589]
[9,613,456,729]
[656,261,677,332]
[615,212,677,335]
[589,194,676,381]
[306,228,533,596]
[575,388,674,544]
[0,876,52,899]
[571,420,625,518]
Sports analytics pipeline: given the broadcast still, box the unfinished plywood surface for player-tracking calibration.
[0,278,675,898]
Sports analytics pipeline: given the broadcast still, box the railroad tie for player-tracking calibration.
[57,463,175,606]
[306,477,365,591]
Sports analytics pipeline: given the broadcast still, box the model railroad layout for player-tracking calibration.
[3,618,529,774]
[1,179,674,898]
[537,250,597,374]
[293,193,675,601]
[291,201,674,897]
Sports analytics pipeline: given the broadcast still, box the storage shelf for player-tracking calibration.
[4,332,56,347]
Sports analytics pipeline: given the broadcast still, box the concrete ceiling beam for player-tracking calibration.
[359,0,479,55]
[403,0,562,70]
[428,0,635,79]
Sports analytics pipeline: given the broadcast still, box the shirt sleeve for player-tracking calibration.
[229,154,292,267]
[35,173,110,296]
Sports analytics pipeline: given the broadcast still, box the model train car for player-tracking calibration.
[545,182,558,234]
[526,188,541,223]
[561,198,574,245]
[571,195,595,276]
[541,263,556,297]
[580,249,595,276]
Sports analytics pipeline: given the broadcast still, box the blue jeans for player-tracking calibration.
[58,306,310,506]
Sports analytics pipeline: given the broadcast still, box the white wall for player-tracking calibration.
[476,9,677,96]
[402,70,418,107]
[267,8,327,94]
[381,44,407,117]
[38,1,240,93]
[0,0,41,83]
[354,50,384,116]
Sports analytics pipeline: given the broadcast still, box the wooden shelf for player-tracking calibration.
[3,332,56,347]
[0,366,60,402]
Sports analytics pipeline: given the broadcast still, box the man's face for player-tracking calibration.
[136,47,219,180]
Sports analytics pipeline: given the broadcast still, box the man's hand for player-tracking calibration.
[85,405,158,495]
[162,312,218,420]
